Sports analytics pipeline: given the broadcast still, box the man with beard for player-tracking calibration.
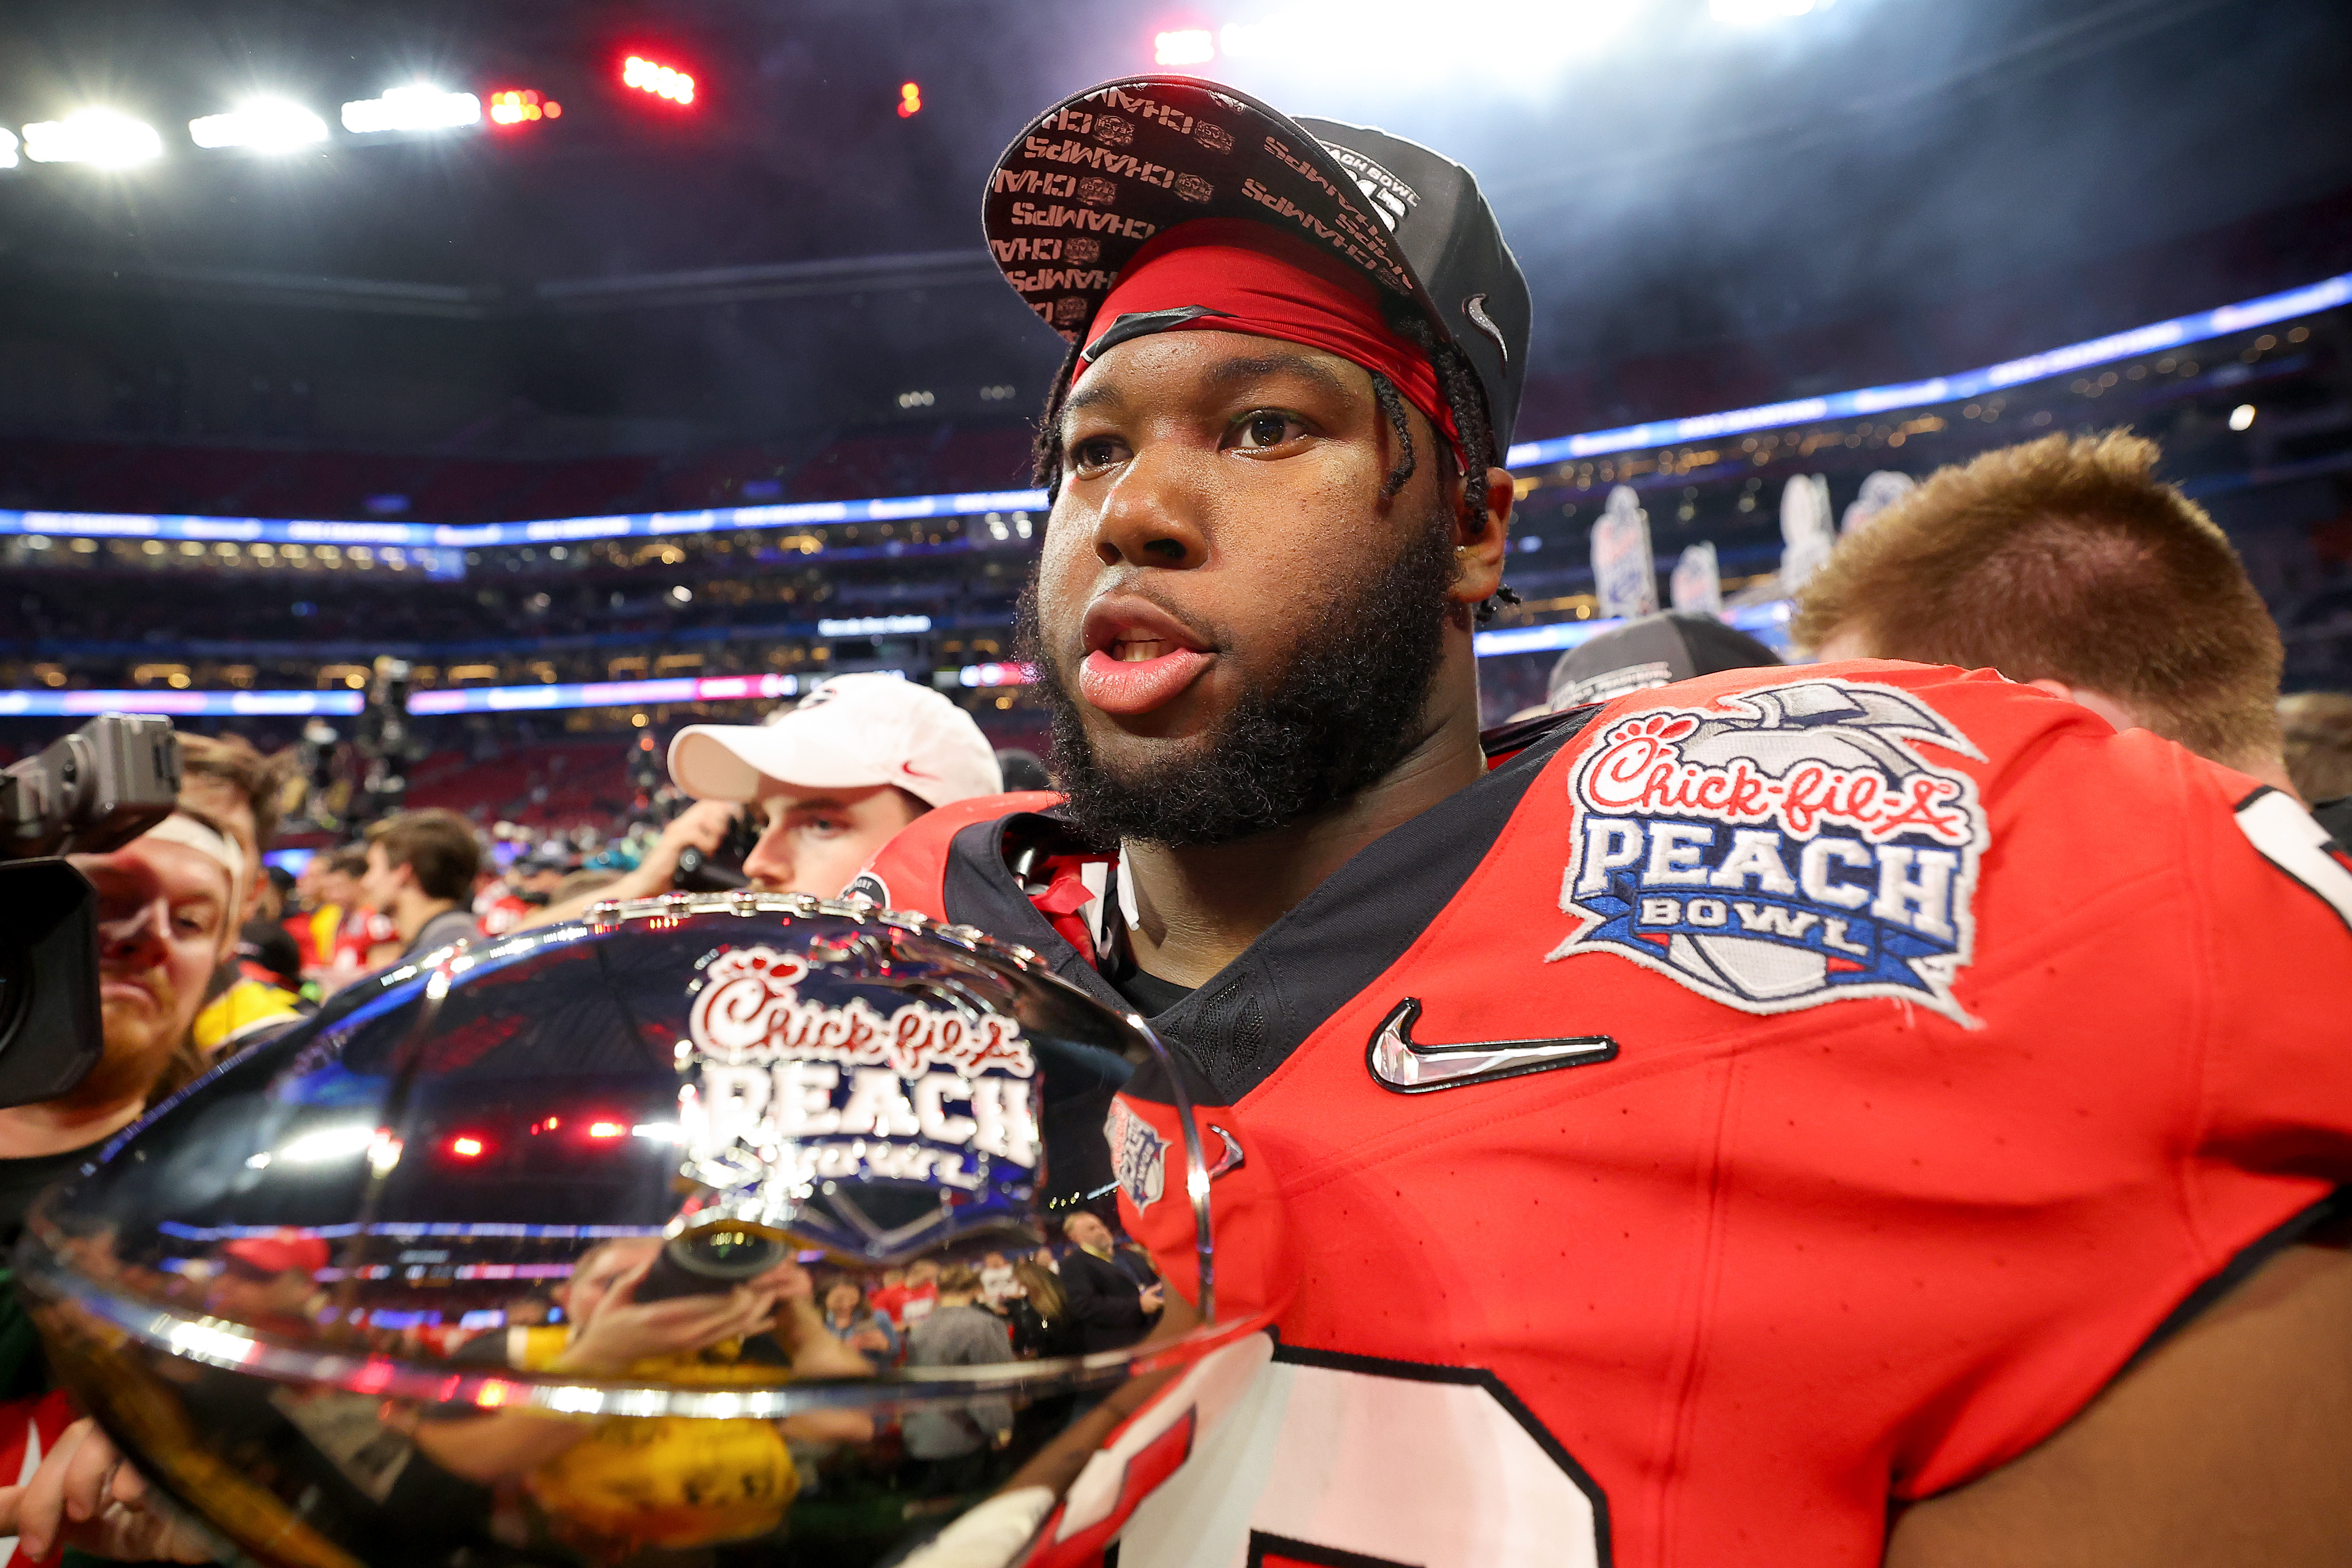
[0,739,271,1568]
[854,77,2352,1568]
[0,733,280,1231]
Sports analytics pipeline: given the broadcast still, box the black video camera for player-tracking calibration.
[0,714,183,1110]
[667,800,763,894]
[632,1228,790,1303]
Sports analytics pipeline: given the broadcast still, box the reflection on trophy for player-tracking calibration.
[15,897,1287,1568]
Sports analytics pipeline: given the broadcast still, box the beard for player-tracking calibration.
[1016,500,1463,850]
[89,964,187,1109]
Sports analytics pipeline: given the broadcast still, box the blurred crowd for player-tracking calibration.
[54,429,2352,1129]
[4,422,2348,1562]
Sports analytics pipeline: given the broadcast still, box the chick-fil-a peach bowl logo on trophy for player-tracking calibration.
[689,945,1035,1079]
[682,946,1041,1194]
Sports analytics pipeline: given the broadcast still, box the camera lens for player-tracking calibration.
[632,1229,788,1302]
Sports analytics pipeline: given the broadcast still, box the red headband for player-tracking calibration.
[1078,218,1468,475]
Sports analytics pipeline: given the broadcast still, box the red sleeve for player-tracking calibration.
[2187,772,2352,1230]
[1882,727,2352,1498]
[1109,1087,1291,1327]
[848,791,1059,921]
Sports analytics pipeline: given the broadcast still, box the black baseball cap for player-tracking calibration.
[982,76,1532,464]
[1548,612,1786,711]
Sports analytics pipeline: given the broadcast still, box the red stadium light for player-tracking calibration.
[487,89,560,127]
[898,82,922,118]
[586,1120,627,1139]
[622,55,696,106]
[446,1134,489,1159]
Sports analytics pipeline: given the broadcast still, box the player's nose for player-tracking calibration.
[1091,446,1207,571]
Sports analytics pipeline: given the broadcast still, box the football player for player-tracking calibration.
[858,76,2352,1565]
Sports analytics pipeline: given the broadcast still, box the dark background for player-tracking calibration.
[3,0,2350,772]
[2,0,2345,464]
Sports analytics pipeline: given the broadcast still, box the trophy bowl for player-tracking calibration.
[15,895,1283,1568]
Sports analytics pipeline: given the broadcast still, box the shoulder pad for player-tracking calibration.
[847,790,1061,921]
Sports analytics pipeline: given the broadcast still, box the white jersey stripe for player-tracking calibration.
[2234,789,2352,934]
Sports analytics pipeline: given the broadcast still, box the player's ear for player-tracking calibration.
[1447,465,1513,606]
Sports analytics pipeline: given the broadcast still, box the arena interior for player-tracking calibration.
[3,2,2352,1565]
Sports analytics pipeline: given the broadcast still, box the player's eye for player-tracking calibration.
[1066,434,1126,475]
[1231,411,1309,451]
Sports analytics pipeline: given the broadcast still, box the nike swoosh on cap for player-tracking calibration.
[1366,998,1616,1094]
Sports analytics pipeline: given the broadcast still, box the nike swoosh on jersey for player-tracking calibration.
[1365,998,1617,1094]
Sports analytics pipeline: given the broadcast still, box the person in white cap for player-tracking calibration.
[526,675,1002,928]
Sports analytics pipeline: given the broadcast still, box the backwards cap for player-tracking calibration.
[982,76,1531,466]
[1548,612,1786,712]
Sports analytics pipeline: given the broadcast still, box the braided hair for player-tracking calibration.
[1029,313,1520,624]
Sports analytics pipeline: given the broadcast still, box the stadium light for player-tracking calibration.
[820,615,932,637]
[406,673,803,717]
[1708,0,1817,19]
[340,85,481,135]
[1155,29,1216,66]
[2229,404,2256,430]
[0,689,364,718]
[898,81,922,118]
[621,56,695,105]
[488,89,561,127]
[22,110,164,167]
[0,128,17,169]
[1210,1,1652,90]
[188,99,329,152]
[0,264,2340,564]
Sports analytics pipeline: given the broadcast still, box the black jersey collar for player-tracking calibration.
[940,708,1597,1104]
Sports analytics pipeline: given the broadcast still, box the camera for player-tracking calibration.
[632,1228,791,1303]
[670,802,763,893]
[4,712,181,861]
[0,714,183,1110]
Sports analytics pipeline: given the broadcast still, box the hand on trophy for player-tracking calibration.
[0,1418,208,1565]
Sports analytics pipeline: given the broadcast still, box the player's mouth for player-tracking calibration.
[1077,598,1215,717]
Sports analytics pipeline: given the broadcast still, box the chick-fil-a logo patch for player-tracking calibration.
[1548,680,1989,1024]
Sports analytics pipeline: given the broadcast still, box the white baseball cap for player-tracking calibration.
[666,674,1003,809]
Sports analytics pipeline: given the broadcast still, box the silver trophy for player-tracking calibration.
[15,896,1283,1568]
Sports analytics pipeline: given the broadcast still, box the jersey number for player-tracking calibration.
[1116,1347,1609,1568]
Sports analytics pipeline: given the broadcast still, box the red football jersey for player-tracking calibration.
[334,906,398,967]
[859,661,2352,1566]
[479,892,534,938]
